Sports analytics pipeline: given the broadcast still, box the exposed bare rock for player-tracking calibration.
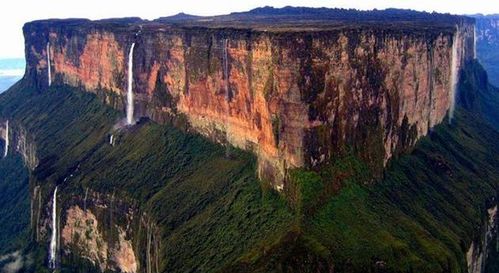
[61,205,138,273]
[23,15,474,189]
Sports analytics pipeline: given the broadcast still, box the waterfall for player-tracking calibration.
[146,224,152,273]
[3,120,8,158]
[474,26,477,59]
[48,186,58,269]
[83,187,89,211]
[47,42,52,87]
[36,189,42,241]
[223,39,229,100]
[127,43,135,125]
[222,39,230,157]
[109,134,114,146]
[449,28,459,124]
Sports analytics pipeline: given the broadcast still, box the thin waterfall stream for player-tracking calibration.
[48,186,58,269]
[127,43,135,125]
[3,120,8,158]
[47,42,51,87]
[449,27,459,124]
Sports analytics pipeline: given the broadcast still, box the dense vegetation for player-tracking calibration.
[0,148,30,254]
[223,109,499,273]
[222,62,499,273]
[458,60,499,130]
[0,81,294,273]
[0,59,497,273]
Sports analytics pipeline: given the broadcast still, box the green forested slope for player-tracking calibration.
[222,61,499,273]
[0,60,497,273]
[0,151,29,254]
[0,83,294,273]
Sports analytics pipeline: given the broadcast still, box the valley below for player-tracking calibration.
[1,6,499,273]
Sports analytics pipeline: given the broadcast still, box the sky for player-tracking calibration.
[1,0,499,59]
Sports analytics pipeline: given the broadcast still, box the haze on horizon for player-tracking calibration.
[1,0,498,59]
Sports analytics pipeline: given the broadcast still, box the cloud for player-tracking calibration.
[1,0,499,58]
[0,70,25,77]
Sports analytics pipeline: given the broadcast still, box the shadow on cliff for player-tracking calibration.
[457,60,499,130]
[0,59,499,273]
[220,61,499,273]
[0,81,295,273]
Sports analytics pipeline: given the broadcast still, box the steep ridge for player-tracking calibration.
[0,147,30,254]
[458,58,499,129]
[23,9,475,188]
[0,82,293,273]
[0,59,498,273]
[0,7,498,273]
[222,61,499,273]
[474,15,499,86]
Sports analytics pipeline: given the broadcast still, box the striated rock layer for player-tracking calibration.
[467,205,498,273]
[31,187,161,273]
[23,15,475,188]
[0,119,39,169]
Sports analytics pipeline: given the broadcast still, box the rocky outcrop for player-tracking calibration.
[0,120,38,169]
[62,205,137,273]
[31,187,161,273]
[15,126,38,170]
[467,204,498,273]
[23,13,475,188]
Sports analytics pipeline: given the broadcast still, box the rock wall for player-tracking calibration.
[31,187,161,273]
[61,203,137,272]
[467,204,498,273]
[23,18,475,188]
[0,119,38,169]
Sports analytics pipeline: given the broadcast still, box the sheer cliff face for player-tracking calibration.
[23,21,475,188]
[31,187,161,273]
[0,120,38,169]
[467,205,498,273]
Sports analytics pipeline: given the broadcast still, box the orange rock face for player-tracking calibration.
[62,205,137,273]
[52,32,125,94]
[23,21,475,188]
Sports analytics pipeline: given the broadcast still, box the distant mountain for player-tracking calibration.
[1,6,499,273]
[157,12,202,22]
[474,15,499,86]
